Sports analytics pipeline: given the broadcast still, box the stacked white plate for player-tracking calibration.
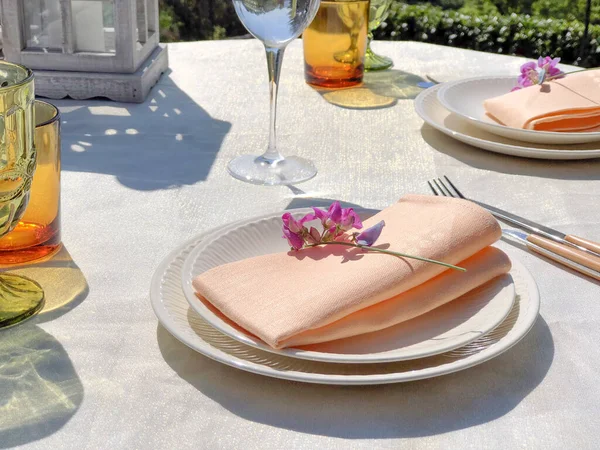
[415,76,600,160]
[151,209,540,385]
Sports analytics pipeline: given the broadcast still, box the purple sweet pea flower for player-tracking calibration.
[305,227,321,245]
[520,61,537,75]
[513,56,564,91]
[513,61,538,90]
[282,212,312,250]
[283,226,304,250]
[355,220,385,246]
[306,202,359,238]
[282,212,305,234]
[306,204,338,228]
[327,201,342,224]
[538,56,562,77]
[339,207,363,231]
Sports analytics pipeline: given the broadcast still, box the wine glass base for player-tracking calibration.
[228,155,317,186]
[365,52,394,71]
[0,273,44,328]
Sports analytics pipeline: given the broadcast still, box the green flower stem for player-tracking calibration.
[306,241,467,272]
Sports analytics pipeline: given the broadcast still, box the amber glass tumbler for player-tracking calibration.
[0,100,61,264]
[303,0,370,88]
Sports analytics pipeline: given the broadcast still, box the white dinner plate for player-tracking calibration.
[415,84,600,160]
[437,76,600,145]
[151,224,540,385]
[181,209,516,364]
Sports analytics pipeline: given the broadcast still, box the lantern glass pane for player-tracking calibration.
[23,0,63,50]
[72,0,116,53]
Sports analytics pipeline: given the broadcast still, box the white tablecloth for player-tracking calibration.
[3,40,599,449]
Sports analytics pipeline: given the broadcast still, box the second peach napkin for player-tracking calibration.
[484,70,600,132]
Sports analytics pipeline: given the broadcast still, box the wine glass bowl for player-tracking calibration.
[233,0,320,48]
[228,0,321,185]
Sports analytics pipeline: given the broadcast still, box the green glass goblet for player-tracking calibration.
[0,61,44,328]
[365,0,394,71]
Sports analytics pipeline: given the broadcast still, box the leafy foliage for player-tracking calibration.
[375,2,600,67]
[156,0,600,67]
[158,0,246,42]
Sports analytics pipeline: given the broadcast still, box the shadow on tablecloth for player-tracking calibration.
[0,324,83,448]
[421,125,600,180]
[6,246,89,323]
[55,71,232,191]
[0,246,87,447]
[312,70,427,110]
[157,316,554,439]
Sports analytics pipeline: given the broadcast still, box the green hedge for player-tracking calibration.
[375,3,600,67]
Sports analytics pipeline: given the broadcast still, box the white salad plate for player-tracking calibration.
[416,84,600,160]
[436,76,600,145]
[151,218,540,385]
[181,209,515,364]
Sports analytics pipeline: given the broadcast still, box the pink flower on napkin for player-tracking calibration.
[340,207,363,231]
[280,202,465,272]
[512,56,564,91]
[282,212,309,250]
[538,56,562,77]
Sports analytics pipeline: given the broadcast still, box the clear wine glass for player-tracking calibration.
[229,0,321,185]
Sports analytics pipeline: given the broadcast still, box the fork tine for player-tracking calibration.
[443,175,467,199]
[436,178,455,197]
[433,178,450,197]
[427,180,440,195]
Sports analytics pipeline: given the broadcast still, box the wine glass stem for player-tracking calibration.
[366,31,374,54]
[263,45,285,164]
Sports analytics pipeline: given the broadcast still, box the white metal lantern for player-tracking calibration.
[0,0,168,103]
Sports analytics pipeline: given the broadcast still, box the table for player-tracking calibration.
[2,40,599,449]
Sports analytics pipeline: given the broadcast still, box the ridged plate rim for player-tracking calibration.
[415,83,600,160]
[150,218,541,385]
[437,75,600,145]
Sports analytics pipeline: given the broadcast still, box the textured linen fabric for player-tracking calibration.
[3,41,600,450]
[484,70,600,131]
[193,194,510,348]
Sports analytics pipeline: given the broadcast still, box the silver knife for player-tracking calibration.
[503,229,600,281]
[469,199,600,259]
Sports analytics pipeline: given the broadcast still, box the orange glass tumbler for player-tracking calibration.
[0,100,61,264]
[303,0,370,88]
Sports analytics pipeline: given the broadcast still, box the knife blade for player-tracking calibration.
[469,199,600,259]
[503,229,600,281]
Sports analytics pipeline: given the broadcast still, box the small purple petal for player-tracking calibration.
[299,212,316,224]
[328,201,342,224]
[339,207,363,231]
[537,56,547,68]
[305,226,321,245]
[355,220,385,247]
[283,226,304,250]
[520,61,537,74]
[282,212,304,234]
[328,225,340,238]
[311,207,328,223]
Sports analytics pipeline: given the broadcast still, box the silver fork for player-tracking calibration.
[428,176,600,281]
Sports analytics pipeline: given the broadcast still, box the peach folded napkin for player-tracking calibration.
[484,70,600,131]
[193,194,511,349]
